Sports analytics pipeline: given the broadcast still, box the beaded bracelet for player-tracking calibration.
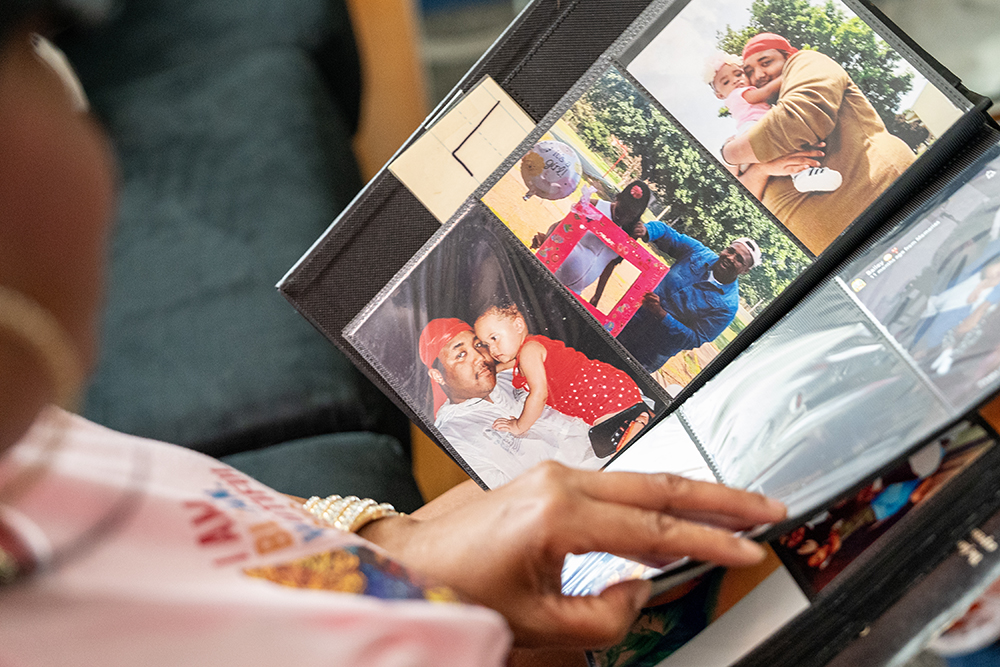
[303,495,401,533]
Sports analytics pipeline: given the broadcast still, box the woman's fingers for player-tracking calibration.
[372,463,788,649]
[557,495,768,567]
[563,467,786,527]
[516,579,652,648]
[666,507,776,531]
[513,465,780,565]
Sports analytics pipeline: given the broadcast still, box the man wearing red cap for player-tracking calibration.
[418,318,601,488]
[721,32,916,255]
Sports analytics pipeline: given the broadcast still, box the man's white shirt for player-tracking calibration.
[434,371,602,488]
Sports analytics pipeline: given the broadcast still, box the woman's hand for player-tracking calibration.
[359,462,786,649]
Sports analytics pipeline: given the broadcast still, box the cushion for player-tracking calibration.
[57,0,403,454]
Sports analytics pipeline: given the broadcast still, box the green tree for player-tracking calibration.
[717,0,916,143]
[569,69,811,307]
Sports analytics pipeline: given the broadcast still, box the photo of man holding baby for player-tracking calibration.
[626,0,964,256]
[347,206,665,488]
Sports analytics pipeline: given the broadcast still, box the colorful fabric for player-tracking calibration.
[0,409,511,667]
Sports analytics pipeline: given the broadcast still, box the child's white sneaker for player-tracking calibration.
[792,167,843,193]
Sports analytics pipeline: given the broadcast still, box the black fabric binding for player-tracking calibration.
[738,418,1000,667]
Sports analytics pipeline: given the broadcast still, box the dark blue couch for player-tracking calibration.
[57,0,423,511]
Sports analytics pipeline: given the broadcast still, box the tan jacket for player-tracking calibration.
[747,50,916,254]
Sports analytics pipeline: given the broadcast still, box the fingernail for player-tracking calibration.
[766,497,787,516]
[633,580,652,611]
[740,539,767,560]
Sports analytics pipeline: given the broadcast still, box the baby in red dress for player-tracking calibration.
[473,303,643,435]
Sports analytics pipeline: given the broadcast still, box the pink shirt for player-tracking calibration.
[0,409,511,667]
[726,86,771,135]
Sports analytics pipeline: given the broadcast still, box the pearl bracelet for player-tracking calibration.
[303,495,401,533]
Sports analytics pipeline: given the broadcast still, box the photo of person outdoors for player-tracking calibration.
[532,180,652,309]
[617,228,763,373]
[483,66,811,393]
[347,206,665,488]
[840,150,1000,407]
[626,0,965,255]
[704,50,842,193]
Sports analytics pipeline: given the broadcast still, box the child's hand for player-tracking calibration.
[493,416,527,436]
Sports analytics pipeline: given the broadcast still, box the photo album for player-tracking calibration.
[278,0,1000,664]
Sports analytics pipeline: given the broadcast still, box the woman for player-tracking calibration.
[0,3,785,664]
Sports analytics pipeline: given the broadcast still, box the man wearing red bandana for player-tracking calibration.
[418,318,601,488]
[722,32,916,255]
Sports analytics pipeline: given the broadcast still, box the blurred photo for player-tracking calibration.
[842,150,1000,408]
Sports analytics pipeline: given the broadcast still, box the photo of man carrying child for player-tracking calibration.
[720,32,916,254]
[627,0,963,256]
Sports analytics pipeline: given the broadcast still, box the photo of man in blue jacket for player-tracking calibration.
[617,221,762,373]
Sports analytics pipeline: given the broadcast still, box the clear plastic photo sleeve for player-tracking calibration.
[343,203,670,488]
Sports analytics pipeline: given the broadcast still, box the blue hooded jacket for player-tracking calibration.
[617,222,740,372]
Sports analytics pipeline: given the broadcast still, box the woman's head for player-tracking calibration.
[473,303,527,365]
[0,5,117,454]
[612,181,650,234]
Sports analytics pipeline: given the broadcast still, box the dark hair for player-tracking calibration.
[477,301,523,324]
[0,1,50,45]
[613,181,651,233]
